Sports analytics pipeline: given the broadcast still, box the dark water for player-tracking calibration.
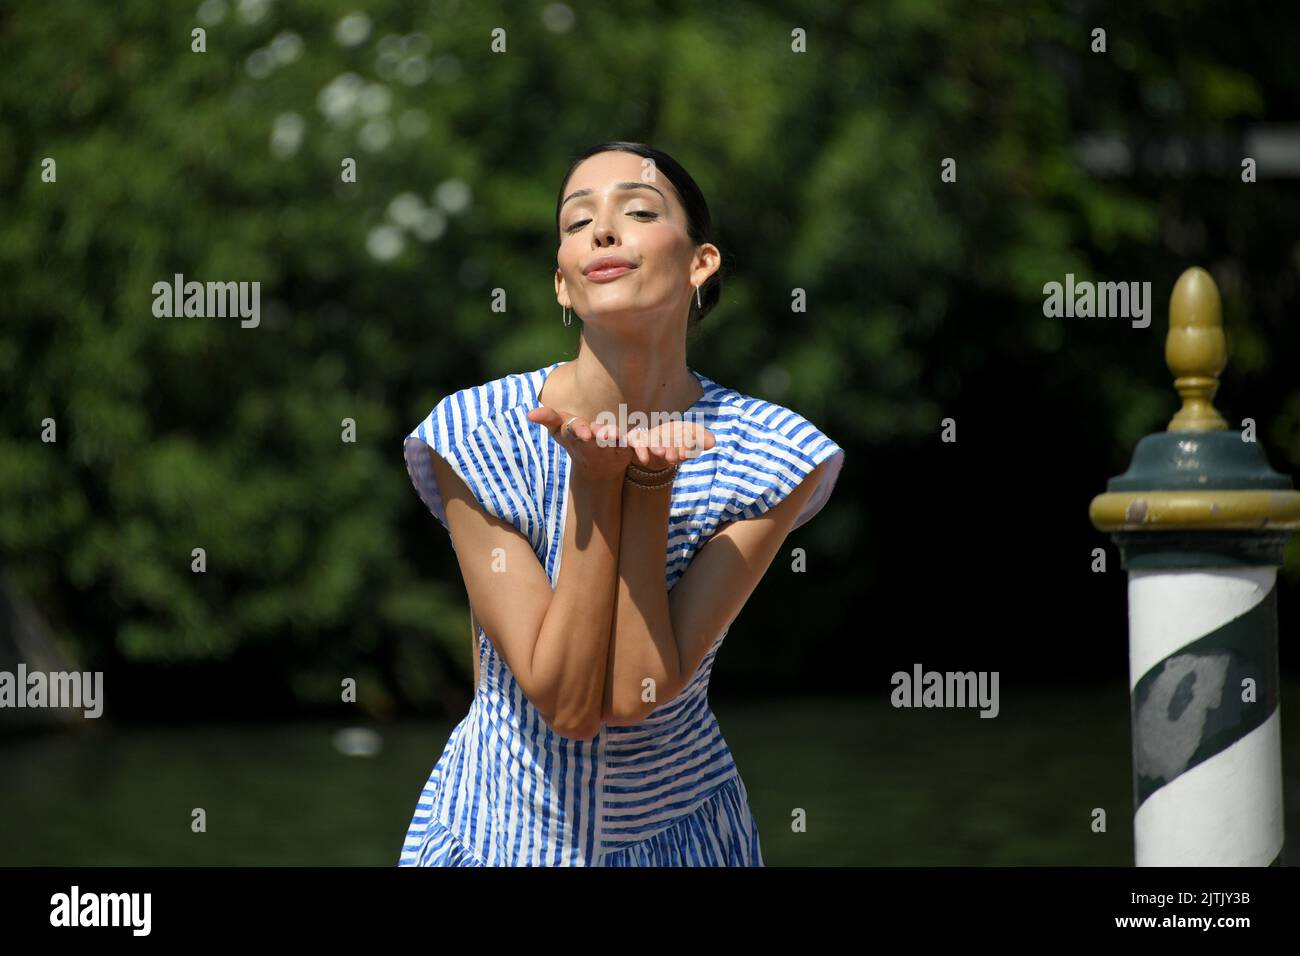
[2,684,1297,865]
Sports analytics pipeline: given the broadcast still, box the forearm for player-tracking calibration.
[529,470,624,737]
[602,478,683,725]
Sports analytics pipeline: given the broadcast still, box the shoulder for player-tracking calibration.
[698,375,841,467]
[410,366,547,444]
[693,372,845,532]
[403,366,551,536]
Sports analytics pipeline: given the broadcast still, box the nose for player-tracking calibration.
[590,199,619,247]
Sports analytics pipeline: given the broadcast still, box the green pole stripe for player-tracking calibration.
[1118,531,1291,570]
[1132,586,1280,810]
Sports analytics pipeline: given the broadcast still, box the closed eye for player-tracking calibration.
[564,211,659,234]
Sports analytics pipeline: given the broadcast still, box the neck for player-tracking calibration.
[558,319,701,423]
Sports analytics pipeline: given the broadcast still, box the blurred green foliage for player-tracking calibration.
[1,0,1298,714]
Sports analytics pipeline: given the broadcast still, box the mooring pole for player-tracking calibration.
[1090,266,1300,866]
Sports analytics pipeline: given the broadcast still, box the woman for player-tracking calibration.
[398,142,844,866]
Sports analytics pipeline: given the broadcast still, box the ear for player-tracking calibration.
[691,243,721,288]
[554,269,567,308]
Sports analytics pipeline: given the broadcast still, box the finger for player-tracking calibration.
[681,426,714,455]
[635,444,649,467]
[528,406,565,432]
[526,406,553,427]
[556,413,581,439]
[570,418,593,442]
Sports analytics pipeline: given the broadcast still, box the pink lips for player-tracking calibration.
[586,265,634,281]
[583,256,637,282]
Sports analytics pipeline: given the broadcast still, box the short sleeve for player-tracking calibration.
[727,406,845,533]
[402,391,537,540]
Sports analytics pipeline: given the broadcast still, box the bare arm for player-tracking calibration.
[602,458,830,725]
[427,409,629,740]
[603,475,679,723]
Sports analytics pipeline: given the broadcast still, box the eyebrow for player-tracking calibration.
[560,181,667,211]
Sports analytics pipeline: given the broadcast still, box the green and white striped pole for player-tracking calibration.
[1090,266,1300,866]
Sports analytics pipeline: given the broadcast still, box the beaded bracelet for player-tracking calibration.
[626,469,677,486]
[626,460,675,478]
[627,459,677,478]
[625,474,676,491]
[624,462,678,490]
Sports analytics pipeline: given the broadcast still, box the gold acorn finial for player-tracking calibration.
[1165,266,1228,432]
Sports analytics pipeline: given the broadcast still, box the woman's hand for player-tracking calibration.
[625,419,716,472]
[527,406,632,482]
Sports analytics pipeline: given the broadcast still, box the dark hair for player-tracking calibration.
[555,141,722,326]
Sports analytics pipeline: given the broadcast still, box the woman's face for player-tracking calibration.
[556,150,710,326]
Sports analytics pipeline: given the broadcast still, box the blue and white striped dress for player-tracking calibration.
[398,361,845,866]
